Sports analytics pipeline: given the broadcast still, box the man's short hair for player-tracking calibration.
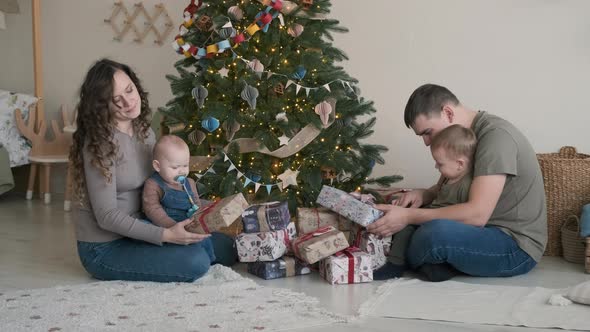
[404,84,460,128]
[430,124,477,161]
[153,135,189,161]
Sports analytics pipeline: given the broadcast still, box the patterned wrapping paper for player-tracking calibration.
[319,248,373,284]
[296,207,353,235]
[236,222,297,262]
[247,256,311,280]
[292,226,349,264]
[242,201,291,233]
[350,225,392,270]
[316,186,383,227]
[185,193,249,234]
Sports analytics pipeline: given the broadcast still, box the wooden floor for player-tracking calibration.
[2,191,590,331]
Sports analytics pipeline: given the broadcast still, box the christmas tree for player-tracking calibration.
[161,0,401,210]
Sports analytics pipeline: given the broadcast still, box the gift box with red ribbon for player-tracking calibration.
[319,247,373,285]
[316,186,383,227]
[185,193,249,235]
[295,207,353,235]
[350,225,392,270]
[236,222,297,262]
[291,226,349,264]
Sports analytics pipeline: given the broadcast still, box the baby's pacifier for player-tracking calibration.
[175,175,187,184]
[186,204,199,218]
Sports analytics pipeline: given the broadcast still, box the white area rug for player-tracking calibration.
[0,265,347,332]
[360,279,590,331]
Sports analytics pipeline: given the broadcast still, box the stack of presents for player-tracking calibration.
[185,185,392,284]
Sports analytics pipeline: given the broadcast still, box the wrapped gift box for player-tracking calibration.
[316,186,383,227]
[292,226,349,264]
[319,248,373,284]
[350,225,392,270]
[236,222,297,262]
[242,201,291,233]
[247,256,311,280]
[296,207,353,235]
[185,193,249,234]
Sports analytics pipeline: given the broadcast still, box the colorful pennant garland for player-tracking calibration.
[194,152,301,194]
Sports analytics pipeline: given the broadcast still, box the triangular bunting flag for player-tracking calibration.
[266,185,272,195]
[207,168,216,174]
[267,72,273,79]
[285,80,294,88]
[195,173,203,179]
[236,171,243,179]
[295,84,302,95]
[323,84,331,92]
[224,154,229,162]
[305,88,310,97]
[228,164,236,172]
[254,183,261,193]
[244,178,252,187]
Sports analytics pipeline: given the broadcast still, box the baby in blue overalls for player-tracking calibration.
[142,135,216,260]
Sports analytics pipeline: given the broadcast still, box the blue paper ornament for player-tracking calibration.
[292,65,307,80]
[201,116,220,132]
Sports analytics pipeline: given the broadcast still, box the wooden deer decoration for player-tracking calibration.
[14,105,72,206]
[14,106,71,157]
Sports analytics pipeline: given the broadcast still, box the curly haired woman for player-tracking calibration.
[70,59,237,282]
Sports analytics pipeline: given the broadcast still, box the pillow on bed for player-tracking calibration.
[0,89,36,167]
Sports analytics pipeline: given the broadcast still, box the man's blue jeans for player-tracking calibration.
[406,219,537,277]
[77,232,237,282]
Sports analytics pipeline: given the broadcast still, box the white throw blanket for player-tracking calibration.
[360,279,590,331]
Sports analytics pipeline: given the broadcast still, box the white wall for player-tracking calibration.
[1,0,589,191]
[331,0,590,188]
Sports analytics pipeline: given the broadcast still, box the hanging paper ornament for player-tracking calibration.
[314,101,333,126]
[273,82,285,96]
[188,129,206,145]
[247,59,265,78]
[222,119,241,141]
[275,112,288,123]
[201,116,220,132]
[241,84,259,110]
[219,25,237,39]
[246,171,262,183]
[301,0,314,10]
[320,166,338,180]
[196,15,213,31]
[292,65,307,80]
[191,85,208,109]
[228,6,243,20]
[287,23,304,37]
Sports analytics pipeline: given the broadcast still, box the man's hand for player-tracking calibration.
[367,204,411,237]
[162,219,211,245]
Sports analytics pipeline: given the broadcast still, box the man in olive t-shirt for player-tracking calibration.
[368,84,547,282]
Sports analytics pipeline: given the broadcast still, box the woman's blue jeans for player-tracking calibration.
[406,219,537,277]
[77,232,237,282]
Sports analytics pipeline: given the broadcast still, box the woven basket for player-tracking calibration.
[537,146,590,256]
[561,215,586,264]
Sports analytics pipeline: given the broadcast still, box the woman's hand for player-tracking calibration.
[162,219,211,245]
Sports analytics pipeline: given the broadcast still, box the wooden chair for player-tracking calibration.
[14,105,74,211]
